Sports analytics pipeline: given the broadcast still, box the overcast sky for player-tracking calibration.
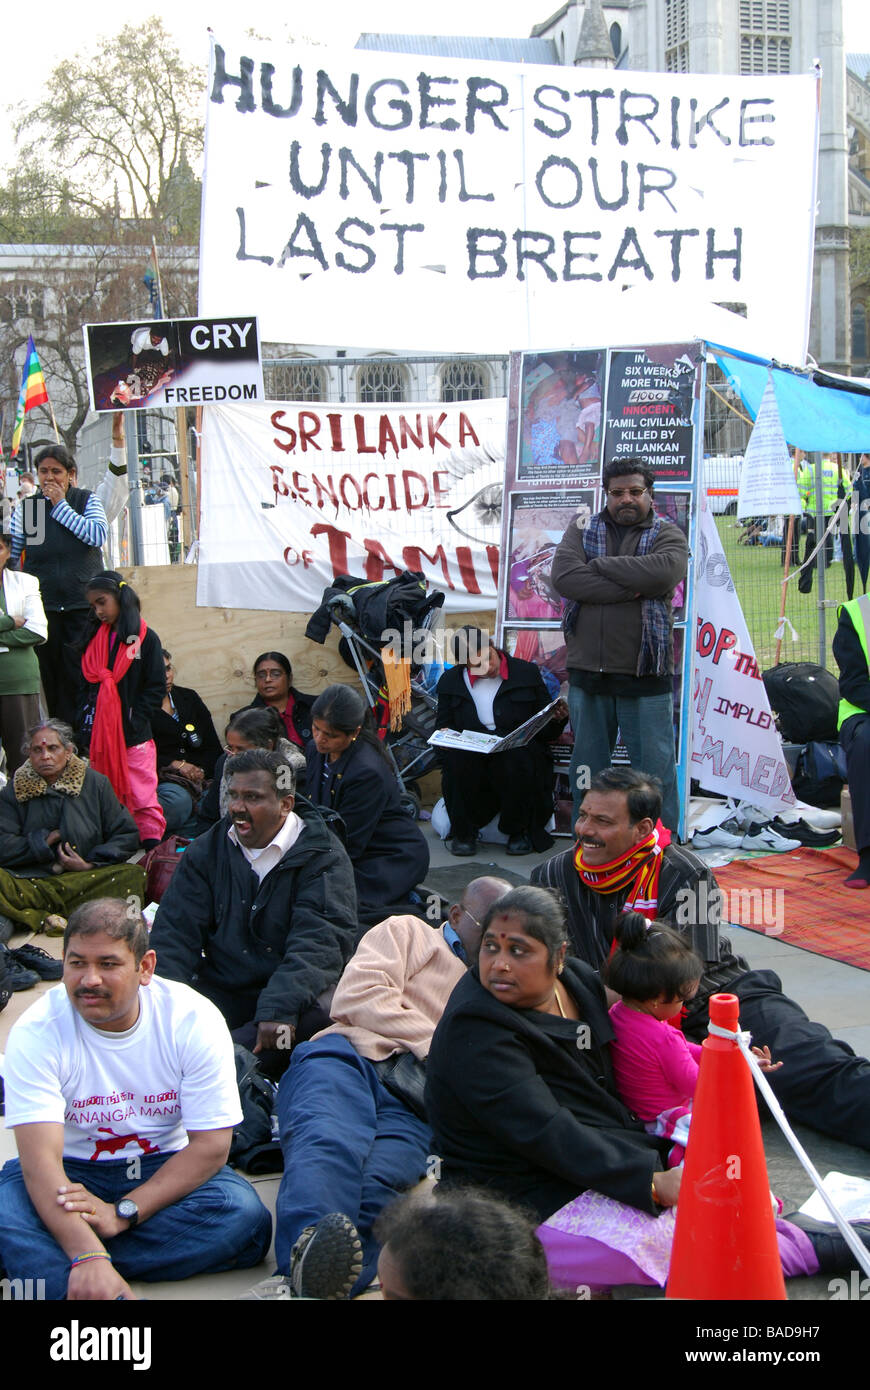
[3,0,870,171]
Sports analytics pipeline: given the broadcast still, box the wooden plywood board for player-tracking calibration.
[121,564,492,748]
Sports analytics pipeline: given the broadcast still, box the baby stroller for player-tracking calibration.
[305,571,445,816]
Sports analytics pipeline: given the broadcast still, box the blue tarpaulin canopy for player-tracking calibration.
[710,343,870,452]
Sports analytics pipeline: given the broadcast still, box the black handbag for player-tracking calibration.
[373,1050,428,1123]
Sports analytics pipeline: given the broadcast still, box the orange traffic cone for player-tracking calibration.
[666,992,786,1300]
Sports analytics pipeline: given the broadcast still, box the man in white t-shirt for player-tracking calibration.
[0,898,272,1300]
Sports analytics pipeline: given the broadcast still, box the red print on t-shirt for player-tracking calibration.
[89,1127,160,1161]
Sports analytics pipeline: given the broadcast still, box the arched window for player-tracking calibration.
[265,358,327,401]
[356,359,409,403]
[0,282,45,324]
[440,360,490,402]
[610,23,622,60]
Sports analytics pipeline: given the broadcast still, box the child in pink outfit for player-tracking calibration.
[605,913,779,1164]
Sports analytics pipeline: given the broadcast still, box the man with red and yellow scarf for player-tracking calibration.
[532,767,870,1151]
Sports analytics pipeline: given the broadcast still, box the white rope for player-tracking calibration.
[781,494,849,584]
[706,1019,870,1278]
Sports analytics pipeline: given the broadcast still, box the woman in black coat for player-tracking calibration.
[152,648,222,835]
[435,627,566,857]
[231,651,315,750]
[307,684,429,925]
[425,886,824,1293]
[0,718,143,934]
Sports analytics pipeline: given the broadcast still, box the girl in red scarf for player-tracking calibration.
[79,571,166,848]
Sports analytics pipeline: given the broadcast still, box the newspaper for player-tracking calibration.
[428,698,561,755]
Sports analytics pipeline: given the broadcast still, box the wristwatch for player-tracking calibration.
[115,1198,139,1228]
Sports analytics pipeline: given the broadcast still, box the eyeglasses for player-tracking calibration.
[607,487,649,500]
[460,908,483,930]
[255,668,286,681]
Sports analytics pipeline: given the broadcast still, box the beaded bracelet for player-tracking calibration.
[69,1251,113,1268]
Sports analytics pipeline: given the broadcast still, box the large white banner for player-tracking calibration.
[691,503,795,814]
[200,38,818,362]
[196,399,506,613]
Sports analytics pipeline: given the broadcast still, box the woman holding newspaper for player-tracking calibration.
[434,628,567,857]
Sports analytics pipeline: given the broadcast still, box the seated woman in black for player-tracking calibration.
[435,626,567,858]
[307,684,429,925]
[194,706,306,835]
[153,648,222,835]
[231,651,314,752]
[425,885,832,1293]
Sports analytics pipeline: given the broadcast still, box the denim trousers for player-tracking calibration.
[156,780,200,838]
[0,1151,272,1300]
[275,1035,432,1296]
[568,685,680,831]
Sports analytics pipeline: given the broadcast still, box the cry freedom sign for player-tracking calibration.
[199,38,818,360]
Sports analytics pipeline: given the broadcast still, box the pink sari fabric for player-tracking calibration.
[537,1191,818,1291]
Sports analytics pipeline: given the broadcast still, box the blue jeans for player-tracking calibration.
[275,1035,431,1295]
[0,1152,272,1300]
[568,685,680,831]
[157,781,199,838]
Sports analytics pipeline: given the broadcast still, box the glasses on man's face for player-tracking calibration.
[460,908,483,930]
[608,487,648,500]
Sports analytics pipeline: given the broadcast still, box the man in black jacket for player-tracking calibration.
[150,748,359,1059]
[532,766,870,1151]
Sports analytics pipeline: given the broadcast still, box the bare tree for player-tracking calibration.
[1,228,197,456]
[13,18,204,240]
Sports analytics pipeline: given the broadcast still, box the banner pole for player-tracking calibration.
[774,447,803,665]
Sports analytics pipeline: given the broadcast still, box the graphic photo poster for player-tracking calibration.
[602,342,703,483]
[83,316,264,412]
[500,344,704,839]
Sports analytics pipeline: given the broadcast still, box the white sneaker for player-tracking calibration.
[733,802,772,830]
[740,823,802,853]
[692,824,744,849]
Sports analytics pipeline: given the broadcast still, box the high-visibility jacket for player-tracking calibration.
[837,595,870,729]
[798,459,839,513]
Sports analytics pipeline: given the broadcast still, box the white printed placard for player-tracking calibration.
[691,503,795,813]
[736,372,801,520]
[199,38,819,361]
[196,398,506,613]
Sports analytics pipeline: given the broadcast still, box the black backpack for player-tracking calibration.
[761,663,840,745]
[790,741,848,809]
[228,1046,283,1175]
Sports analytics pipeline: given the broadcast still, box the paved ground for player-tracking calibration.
[1,820,868,1301]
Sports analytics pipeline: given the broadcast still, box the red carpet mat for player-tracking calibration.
[714,847,870,972]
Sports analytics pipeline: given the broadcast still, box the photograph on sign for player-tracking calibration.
[517,350,603,482]
[652,489,692,622]
[603,343,701,483]
[504,626,569,692]
[506,489,597,623]
[83,316,264,412]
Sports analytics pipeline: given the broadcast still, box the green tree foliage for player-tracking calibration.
[10,17,204,242]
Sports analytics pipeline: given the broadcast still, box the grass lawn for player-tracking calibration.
[715,514,853,676]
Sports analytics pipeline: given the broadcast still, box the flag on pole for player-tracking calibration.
[11,336,49,458]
